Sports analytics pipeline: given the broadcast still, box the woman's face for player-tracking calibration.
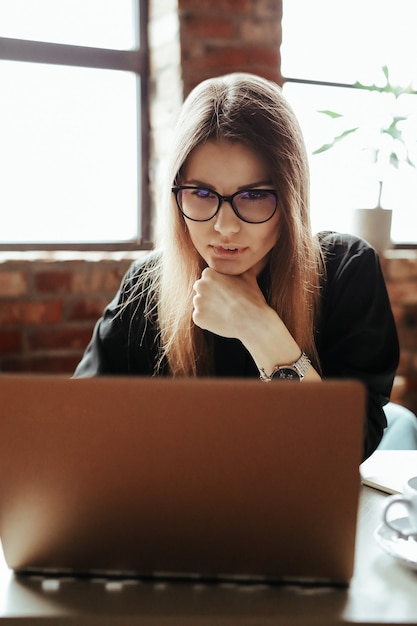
[179,140,280,277]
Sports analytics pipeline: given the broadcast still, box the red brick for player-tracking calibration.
[240,17,281,45]
[397,351,412,376]
[0,271,28,297]
[72,268,126,294]
[67,298,108,322]
[402,305,417,329]
[182,15,236,40]
[0,357,26,372]
[31,355,82,374]
[253,0,282,19]
[405,376,417,392]
[390,304,404,325]
[1,355,81,374]
[397,327,417,350]
[184,45,279,71]
[179,0,251,14]
[387,281,417,306]
[0,330,22,354]
[385,255,417,281]
[28,327,93,351]
[35,271,73,294]
[0,300,63,325]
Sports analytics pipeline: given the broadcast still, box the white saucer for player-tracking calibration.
[375,517,417,570]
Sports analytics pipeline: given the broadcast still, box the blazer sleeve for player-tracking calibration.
[316,233,400,459]
[73,257,160,377]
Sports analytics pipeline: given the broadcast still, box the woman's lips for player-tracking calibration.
[211,245,246,258]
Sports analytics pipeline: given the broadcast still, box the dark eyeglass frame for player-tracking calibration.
[171,186,278,224]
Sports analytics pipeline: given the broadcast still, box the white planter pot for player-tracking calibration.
[352,207,392,254]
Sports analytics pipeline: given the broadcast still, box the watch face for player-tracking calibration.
[271,367,300,381]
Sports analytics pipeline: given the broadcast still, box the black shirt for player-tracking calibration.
[74,232,399,459]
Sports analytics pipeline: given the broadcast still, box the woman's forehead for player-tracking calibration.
[182,140,272,189]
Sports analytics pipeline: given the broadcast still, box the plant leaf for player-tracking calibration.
[353,68,417,98]
[353,80,385,93]
[389,152,400,169]
[313,127,359,154]
[383,116,407,140]
[317,109,344,119]
[404,84,417,95]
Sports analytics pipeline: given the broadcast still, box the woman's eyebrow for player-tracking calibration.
[183,179,274,190]
[183,178,214,188]
[236,180,273,190]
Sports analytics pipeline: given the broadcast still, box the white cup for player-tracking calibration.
[382,476,417,538]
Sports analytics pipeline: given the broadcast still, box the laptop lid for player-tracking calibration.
[0,375,365,584]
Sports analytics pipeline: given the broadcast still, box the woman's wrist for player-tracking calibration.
[241,307,301,371]
[241,306,321,382]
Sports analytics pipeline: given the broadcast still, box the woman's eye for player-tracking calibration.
[194,188,215,200]
[241,190,268,201]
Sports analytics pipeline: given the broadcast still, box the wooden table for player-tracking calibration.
[1,453,416,624]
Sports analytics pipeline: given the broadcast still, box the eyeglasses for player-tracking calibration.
[172,186,278,224]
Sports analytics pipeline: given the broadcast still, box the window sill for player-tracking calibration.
[0,249,149,264]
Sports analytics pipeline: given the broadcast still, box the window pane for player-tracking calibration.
[282,0,417,85]
[282,0,417,244]
[283,82,417,243]
[0,61,139,243]
[0,0,137,50]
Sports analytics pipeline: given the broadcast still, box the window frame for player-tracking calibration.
[0,0,151,251]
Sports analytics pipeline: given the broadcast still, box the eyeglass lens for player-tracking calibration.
[176,188,276,223]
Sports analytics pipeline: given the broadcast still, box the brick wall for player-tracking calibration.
[0,256,138,374]
[178,0,282,95]
[382,250,417,413]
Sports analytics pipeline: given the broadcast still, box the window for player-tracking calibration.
[0,0,150,250]
[281,0,417,245]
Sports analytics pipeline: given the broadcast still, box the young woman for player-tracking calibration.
[74,72,402,459]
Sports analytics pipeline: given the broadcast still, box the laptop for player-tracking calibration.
[0,375,365,584]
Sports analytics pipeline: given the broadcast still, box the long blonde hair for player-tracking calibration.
[145,73,323,375]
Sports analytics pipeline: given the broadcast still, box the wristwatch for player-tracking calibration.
[259,352,311,382]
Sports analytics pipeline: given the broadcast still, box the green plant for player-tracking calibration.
[314,66,417,208]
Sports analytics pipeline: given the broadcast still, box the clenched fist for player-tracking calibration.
[192,267,269,340]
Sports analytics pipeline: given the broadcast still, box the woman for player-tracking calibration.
[74,73,401,459]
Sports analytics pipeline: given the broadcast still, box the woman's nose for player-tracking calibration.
[213,201,241,235]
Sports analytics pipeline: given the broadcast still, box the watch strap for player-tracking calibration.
[259,352,311,382]
[292,352,311,379]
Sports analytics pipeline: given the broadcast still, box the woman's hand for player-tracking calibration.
[192,267,321,381]
[192,267,267,340]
